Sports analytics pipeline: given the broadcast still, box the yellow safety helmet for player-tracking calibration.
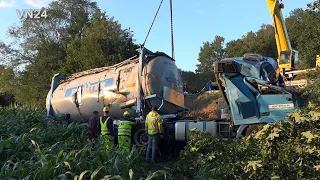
[123,111,130,117]
[103,106,109,112]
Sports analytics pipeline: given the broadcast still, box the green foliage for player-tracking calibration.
[62,10,138,75]
[187,36,224,93]
[168,104,320,179]
[11,41,66,107]
[0,107,166,179]
[299,68,320,105]
[0,66,16,93]
[0,66,15,106]
[180,70,213,93]
[225,24,277,58]
[285,8,320,68]
[307,0,320,11]
[196,36,225,73]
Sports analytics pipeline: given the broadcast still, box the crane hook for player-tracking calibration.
[279,0,284,9]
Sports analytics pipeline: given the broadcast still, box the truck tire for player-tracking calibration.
[132,127,148,147]
[245,124,263,137]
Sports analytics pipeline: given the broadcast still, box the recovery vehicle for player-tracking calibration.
[266,0,319,83]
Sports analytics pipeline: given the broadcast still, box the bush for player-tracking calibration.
[300,68,320,106]
[168,103,320,179]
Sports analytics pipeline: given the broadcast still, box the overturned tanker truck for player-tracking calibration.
[46,47,300,150]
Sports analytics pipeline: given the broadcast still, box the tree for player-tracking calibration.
[0,0,138,107]
[6,0,99,67]
[180,70,213,93]
[225,39,246,57]
[0,0,101,106]
[254,24,278,58]
[225,25,277,59]
[11,40,67,106]
[0,65,16,93]
[196,36,225,73]
[285,7,320,68]
[62,10,138,74]
[0,66,16,106]
[307,0,320,11]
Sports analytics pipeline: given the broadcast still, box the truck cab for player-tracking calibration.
[214,54,300,136]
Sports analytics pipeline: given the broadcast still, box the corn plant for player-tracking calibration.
[0,107,169,179]
[2,101,320,179]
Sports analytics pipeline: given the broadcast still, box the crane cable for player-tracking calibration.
[170,0,175,59]
[142,0,164,46]
[142,0,175,60]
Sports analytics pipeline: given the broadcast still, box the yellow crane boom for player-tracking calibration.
[266,0,299,74]
[267,0,291,54]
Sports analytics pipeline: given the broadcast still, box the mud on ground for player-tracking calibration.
[184,91,227,120]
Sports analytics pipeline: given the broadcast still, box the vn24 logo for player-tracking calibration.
[16,9,48,19]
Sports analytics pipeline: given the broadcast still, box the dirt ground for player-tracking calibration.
[184,91,226,120]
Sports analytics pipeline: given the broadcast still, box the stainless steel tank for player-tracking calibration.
[46,53,184,120]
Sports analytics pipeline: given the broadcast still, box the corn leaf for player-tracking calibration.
[91,166,104,180]
[79,170,89,180]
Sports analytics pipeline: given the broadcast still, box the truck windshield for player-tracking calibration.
[245,78,289,95]
[279,51,291,64]
[257,83,290,95]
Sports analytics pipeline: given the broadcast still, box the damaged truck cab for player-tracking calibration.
[214,54,300,137]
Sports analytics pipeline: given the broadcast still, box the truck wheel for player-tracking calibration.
[245,124,263,137]
[133,128,148,147]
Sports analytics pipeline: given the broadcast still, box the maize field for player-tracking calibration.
[1,70,320,179]
[0,107,168,180]
[1,104,320,179]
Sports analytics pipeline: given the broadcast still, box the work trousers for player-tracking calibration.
[87,130,97,140]
[100,134,113,151]
[146,134,159,163]
[118,135,131,154]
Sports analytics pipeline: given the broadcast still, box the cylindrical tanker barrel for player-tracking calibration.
[46,53,185,121]
[141,55,184,114]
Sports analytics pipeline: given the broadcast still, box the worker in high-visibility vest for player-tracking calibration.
[97,106,114,151]
[145,105,162,163]
[118,111,136,154]
[316,54,320,67]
